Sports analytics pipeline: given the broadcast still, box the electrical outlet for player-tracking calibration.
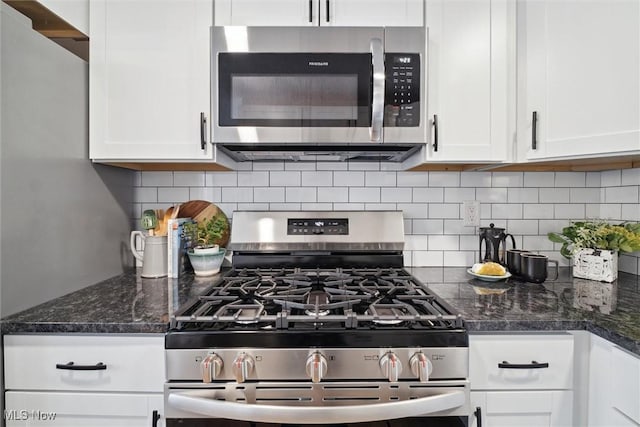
[463,200,480,227]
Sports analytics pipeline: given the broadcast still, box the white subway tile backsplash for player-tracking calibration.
[555,172,585,187]
[619,254,639,275]
[413,219,444,234]
[461,172,491,187]
[413,251,444,267]
[621,204,640,221]
[600,203,622,219]
[538,219,570,235]
[404,219,412,234]
[238,171,269,187]
[238,203,269,211]
[334,171,365,187]
[380,163,403,171]
[222,187,253,203]
[507,188,539,203]
[347,161,379,171]
[133,171,142,186]
[523,204,554,219]
[570,188,601,203]
[134,187,157,203]
[403,251,413,267]
[586,172,601,187]
[285,162,316,171]
[480,203,492,219]
[460,235,478,251]
[317,187,349,203]
[158,187,189,203]
[270,171,301,187]
[254,187,285,203]
[269,203,301,211]
[445,251,475,267]
[524,172,554,187]
[621,168,640,186]
[492,204,523,219]
[492,172,523,188]
[365,171,396,187]
[381,187,412,203]
[397,203,428,219]
[365,203,397,211]
[141,171,173,187]
[539,188,570,203]
[413,188,444,203]
[601,170,622,187]
[189,187,221,202]
[405,235,428,250]
[301,203,332,211]
[286,187,316,203]
[174,172,205,187]
[397,172,428,187]
[206,172,237,187]
[444,220,476,235]
[522,236,555,251]
[429,204,459,219]
[429,171,460,187]
[301,171,333,187]
[349,187,380,203]
[215,203,238,217]
[506,219,538,235]
[476,188,508,203]
[316,162,348,171]
[253,161,285,171]
[554,204,585,219]
[586,204,601,218]
[606,186,639,203]
[444,188,475,203]
[333,203,365,211]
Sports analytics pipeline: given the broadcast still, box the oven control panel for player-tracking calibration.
[288,218,349,235]
[384,53,420,127]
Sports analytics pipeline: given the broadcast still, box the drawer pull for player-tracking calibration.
[498,360,549,369]
[56,362,107,371]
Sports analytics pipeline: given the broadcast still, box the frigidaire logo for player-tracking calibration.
[308,61,329,66]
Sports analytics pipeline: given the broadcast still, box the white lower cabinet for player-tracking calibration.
[469,333,574,427]
[588,334,640,427]
[3,334,165,427]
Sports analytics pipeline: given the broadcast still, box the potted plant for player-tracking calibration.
[183,215,228,276]
[548,221,640,282]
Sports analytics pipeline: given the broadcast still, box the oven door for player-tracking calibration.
[165,380,470,426]
[212,26,385,144]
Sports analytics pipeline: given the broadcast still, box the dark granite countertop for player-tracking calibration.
[2,267,639,356]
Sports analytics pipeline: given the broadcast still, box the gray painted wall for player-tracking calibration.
[0,4,133,317]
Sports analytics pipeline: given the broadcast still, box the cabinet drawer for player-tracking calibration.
[4,335,164,392]
[611,346,640,424]
[470,334,574,390]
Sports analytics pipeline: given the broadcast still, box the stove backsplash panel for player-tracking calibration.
[132,165,640,275]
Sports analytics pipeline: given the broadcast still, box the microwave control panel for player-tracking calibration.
[288,218,349,235]
[384,53,420,127]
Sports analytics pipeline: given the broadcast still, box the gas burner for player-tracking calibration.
[214,300,266,324]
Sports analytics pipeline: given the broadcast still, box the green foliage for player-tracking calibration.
[547,220,640,259]
[183,213,228,248]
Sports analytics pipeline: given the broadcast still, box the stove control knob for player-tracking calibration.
[201,353,223,383]
[379,352,403,382]
[232,353,254,383]
[305,352,328,383]
[410,352,433,383]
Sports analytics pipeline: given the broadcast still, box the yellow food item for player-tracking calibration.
[476,262,506,276]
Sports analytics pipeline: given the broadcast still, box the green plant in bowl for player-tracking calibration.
[547,220,640,258]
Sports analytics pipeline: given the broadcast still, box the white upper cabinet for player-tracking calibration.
[517,0,640,161]
[425,0,512,163]
[90,0,213,160]
[215,0,423,27]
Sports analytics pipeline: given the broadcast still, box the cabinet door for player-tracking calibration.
[5,392,164,427]
[426,0,511,162]
[471,391,572,427]
[518,0,640,160]
[322,0,423,27]
[90,0,213,160]
[214,0,318,26]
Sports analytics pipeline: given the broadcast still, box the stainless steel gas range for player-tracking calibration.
[165,211,470,426]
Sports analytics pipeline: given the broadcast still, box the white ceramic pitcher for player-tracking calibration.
[130,231,168,278]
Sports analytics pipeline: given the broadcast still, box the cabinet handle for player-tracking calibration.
[532,111,538,150]
[200,112,207,150]
[432,114,439,152]
[56,361,107,371]
[309,0,313,23]
[326,0,330,22]
[498,360,549,369]
[152,410,161,427]
[474,406,483,427]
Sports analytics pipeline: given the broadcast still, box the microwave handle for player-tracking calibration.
[370,38,385,143]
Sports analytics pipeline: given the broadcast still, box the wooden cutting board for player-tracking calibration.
[178,200,230,247]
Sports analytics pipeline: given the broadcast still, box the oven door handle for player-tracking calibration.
[168,389,465,424]
[370,37,385,143]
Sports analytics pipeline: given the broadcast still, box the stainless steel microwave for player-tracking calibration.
[211,26,426,162]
